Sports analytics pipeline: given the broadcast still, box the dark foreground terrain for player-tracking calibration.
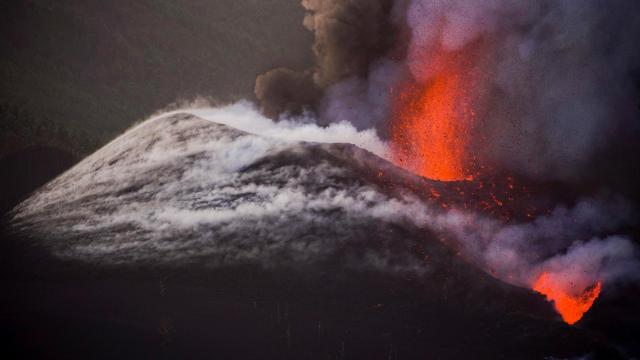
[0,227,630,360]
[2,115,640,360]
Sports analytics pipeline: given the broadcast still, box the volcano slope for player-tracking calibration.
[3,113,621,359]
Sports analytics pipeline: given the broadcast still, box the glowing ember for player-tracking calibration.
[533,272,602,325]
[390,48,479,182]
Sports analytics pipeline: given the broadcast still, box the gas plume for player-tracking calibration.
[255,0,405,128]
[257,0,640,184]
[252,0,640,323]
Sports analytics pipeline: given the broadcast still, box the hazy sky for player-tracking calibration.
[0,0,314,136]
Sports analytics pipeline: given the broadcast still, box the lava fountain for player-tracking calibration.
[389,40,604,325]
[390,45,481,182]
[533,272,602,325]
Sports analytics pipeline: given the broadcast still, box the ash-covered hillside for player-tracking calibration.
[12,112,428,270]
[6,109,626,359]
[12,104,637,298]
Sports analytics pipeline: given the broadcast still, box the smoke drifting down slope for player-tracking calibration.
[12,103,639,325]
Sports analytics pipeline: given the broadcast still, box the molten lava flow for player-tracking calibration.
[390,37,604,327]
[533,272,602,325]
[391,48,480,182]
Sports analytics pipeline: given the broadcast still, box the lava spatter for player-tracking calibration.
[533,272,602,325]
[390,42,483,182]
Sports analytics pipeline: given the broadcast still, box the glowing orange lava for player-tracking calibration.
[389,39,604,326]
[391,48,479,181]
[533,272,602,325]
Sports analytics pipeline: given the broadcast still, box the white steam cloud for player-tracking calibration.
[187,101,389,160]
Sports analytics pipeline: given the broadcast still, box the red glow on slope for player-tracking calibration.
[533,272,602,325]
[388,34,604,324]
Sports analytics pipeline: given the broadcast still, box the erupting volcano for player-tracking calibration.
[533,272,602,325]
[2,0,640,358]
[387,41,612,325]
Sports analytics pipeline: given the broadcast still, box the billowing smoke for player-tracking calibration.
[187,102,388,159]
[256,0,640,184]
[254,68,321,119]
[251,0,640,319]
[255,0,406,130]
[407,0,640,182]
[427,196,639,291]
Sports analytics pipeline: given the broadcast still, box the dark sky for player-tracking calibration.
[0,0,313,137]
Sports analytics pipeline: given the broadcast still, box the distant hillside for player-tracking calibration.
[0,0,312,141]
[0,102,100,156]
[0,145,77,216]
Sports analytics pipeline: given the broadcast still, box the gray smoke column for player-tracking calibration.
[254,0,406,128]
[256,0,640,183]
[250,0,640,307]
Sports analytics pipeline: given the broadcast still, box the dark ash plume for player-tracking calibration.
[255,0,405,119]
[254,68,320,119]
[256,0,640,187]
[248,0,640,295]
